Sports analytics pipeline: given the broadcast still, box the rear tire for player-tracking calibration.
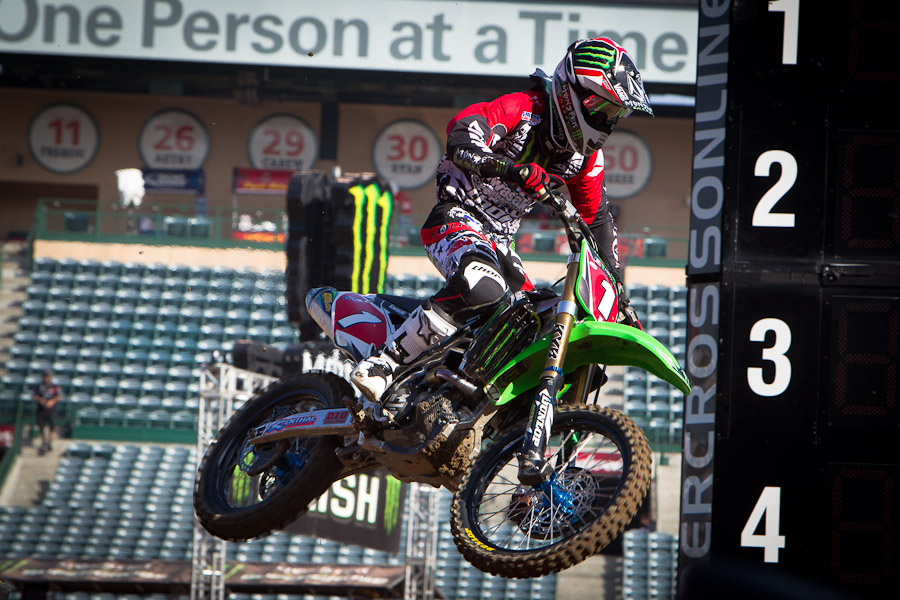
[194,372,352,541]
[450,405,651,578]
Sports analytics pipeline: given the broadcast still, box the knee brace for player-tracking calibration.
[433,257,509,322]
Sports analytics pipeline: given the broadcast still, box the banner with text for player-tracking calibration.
[0,0,697,84]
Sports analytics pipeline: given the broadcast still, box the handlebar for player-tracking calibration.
[534,185,599,256]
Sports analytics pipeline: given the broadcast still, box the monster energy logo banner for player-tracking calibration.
[286,468,406,553]
[343,178,393,295]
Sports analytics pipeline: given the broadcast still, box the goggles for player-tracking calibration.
[582,95,632,126]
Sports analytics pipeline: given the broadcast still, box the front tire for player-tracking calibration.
[450,405,651,578]
[194,372,352,541]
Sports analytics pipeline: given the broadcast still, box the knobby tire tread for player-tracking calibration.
[194,372,349,541]
[449,405,652,578]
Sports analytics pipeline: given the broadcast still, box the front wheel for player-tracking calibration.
[450,405,651,578]
[194,372,352,541]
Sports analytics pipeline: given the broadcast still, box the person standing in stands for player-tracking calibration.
[33,369,62,454]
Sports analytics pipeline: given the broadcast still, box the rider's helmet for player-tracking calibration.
[549,38,653,155]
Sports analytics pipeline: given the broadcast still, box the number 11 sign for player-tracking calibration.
[28,103,100,174]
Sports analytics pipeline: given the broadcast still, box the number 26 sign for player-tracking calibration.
[139,109,210,169]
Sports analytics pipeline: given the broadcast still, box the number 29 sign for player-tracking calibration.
[139,109,210,169]
[373,119,442,189]
[28,103,100,174]
[247,114,318,171]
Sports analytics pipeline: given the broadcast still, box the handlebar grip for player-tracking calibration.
[535,185,552,205]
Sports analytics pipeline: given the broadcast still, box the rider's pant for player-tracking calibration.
[420,202,534,323]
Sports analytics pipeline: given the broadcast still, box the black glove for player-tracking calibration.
[509,163,550,194]
[616,282,643,330]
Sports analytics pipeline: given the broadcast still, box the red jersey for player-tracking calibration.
[435,88,619,273]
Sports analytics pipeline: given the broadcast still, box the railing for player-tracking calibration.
[32,198,687,265]
[33,198,287,250]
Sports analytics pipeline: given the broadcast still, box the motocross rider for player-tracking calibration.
[351,38,652,475]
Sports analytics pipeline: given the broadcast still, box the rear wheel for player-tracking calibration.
[194,372,352,541]
[450,405,651,578]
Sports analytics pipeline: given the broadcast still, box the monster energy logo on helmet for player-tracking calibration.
[573,41,616,69]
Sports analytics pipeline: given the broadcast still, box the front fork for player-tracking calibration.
[518,257,581,485]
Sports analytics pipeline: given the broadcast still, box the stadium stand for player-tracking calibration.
[0,441,556,600]
[1,258,690,599]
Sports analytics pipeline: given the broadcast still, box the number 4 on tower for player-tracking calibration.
[740,486,786,563]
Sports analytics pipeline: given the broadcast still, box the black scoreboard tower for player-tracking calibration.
[679,2,900,599]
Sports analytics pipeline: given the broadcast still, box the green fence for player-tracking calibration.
[33,198,287,250]
[32,198,688,267]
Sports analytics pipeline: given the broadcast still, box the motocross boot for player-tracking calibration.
[350,303,457,415]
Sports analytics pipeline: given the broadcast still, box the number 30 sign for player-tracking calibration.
[372,119,442,189]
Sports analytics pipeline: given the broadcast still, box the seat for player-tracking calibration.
[145,364,169,381]
[44,300,69,318]
[223,324,248,339]
[164,381,189,399]
[75,406,101,427]
[118,378,144,397]
[205,292,229,310]
[226,308,251,327]
[164,216,189,237]
[154,321,179,337]
[147,409,172,429]
[115,288,140,305]
[124,348,150,365]
[120,272,144,289]
[199,323,224,342]
[249,309,275,327]
[246,326,271,343]
[141,275,165,293]
[184,278,209,295]
[271,326,297,345]
[171,411,196,429]
[147,350,172,365]
[114,394,139,410]
[180,306,204,326]
[99,407,125,426]
[21,298,46,317]
[130,336,154,351]
[73,361,101,380]
[189,216,210,238]
[151,337,175,351]
[173,337,198,353]
[135,304,158,321]
[124,408,146,428]
[157,304,180,321]
[141,380,166,397]
[227,292,253,310]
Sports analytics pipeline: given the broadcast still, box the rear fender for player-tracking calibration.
[490,321,690,405]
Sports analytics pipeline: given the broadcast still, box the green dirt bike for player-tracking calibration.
[194,186,690,578]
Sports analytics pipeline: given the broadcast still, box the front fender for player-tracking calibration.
[490,321,691,405]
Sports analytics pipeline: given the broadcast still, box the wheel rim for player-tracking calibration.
[469,419,628,551]
[212,389,328,511]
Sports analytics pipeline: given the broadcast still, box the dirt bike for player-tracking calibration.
[193,185,690,578]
